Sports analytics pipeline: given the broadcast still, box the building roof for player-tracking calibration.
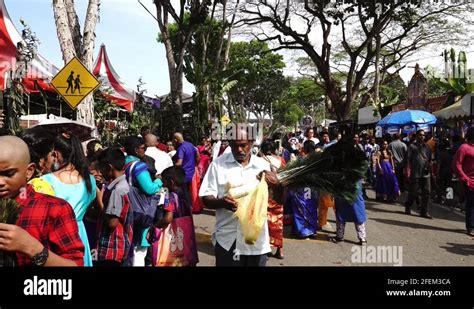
[0,0,59,92]
[93,44,135,112]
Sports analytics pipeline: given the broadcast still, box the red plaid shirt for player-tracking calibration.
[14,185,85,266]
[96,175,133,263]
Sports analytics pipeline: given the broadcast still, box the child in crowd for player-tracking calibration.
[0,136,84,266]
[149,166,198,266]
[96,147,133,266]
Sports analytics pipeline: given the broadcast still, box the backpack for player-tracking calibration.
[125,161,161,234]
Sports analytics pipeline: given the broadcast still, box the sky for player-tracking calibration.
[4,0,474,100]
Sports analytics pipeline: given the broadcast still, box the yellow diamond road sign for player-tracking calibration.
[220,115,231,127]
[51,57,101,109]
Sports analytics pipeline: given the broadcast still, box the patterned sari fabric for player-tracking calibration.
[266,156,285,248]
[268,197,284,248]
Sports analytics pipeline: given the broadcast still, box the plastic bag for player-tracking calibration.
[233,177,269,245]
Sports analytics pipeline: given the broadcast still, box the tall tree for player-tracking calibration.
[52,0,100,126]
[225,40,288,123]
[240,0,473,120]
[157,0,242,139]
[153,0,210,132]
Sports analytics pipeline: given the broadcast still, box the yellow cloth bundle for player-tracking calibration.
[228,177,269,245]
[29,178,55,196]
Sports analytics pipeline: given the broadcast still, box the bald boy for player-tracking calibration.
[0,136,84,266]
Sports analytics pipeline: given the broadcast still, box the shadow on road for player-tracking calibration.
[195,232,215,257]
[440,242,474,256]
[282,226,331,241]
[371,218,466,234]
[196,209,216,216]
[365,198,466,224]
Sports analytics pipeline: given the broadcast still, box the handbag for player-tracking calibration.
[151,192,198,266]
[125,161,162,238]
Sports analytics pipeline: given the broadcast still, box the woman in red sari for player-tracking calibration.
[197,137,212,179]
[260,141,286,259]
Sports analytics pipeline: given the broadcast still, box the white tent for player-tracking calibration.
[320,119,336,127]
[433,100,467,120]
[358,106,381,125]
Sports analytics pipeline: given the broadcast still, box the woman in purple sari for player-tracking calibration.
[375,141,400,202]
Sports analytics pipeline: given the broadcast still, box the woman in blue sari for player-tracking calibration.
[332,180,367,245]
[375,141,400,203]
[287,140,319,239]
[287,188,318,239]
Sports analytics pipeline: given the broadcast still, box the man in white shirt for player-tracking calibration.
[144,134,173,175]
[199,128,280,266]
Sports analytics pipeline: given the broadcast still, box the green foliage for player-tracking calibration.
[273,100,304,128]
[379,75,406,107]
[275,77,325,128]
[3,20,39,135]
[158,14,227,140]
[93,91,125,146]
[225,40,288,121]
[0,198,21,224]
[128,78,155,136]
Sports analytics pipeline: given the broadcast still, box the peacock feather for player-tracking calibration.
[277,141,368,203]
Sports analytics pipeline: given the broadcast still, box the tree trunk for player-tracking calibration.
[64,0,82,55]
[373,33,381,111]
[52,0,100,127]
[77,0,100,126]
[52,0,77,63]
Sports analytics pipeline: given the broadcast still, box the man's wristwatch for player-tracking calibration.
[31,246,49,266]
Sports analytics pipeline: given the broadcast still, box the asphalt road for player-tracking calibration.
[193,190,474,266]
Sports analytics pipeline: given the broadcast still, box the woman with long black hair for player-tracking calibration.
[20,127,57,195]
[41,132,97,266]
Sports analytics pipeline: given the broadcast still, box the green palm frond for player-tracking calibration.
[0,198,21,224]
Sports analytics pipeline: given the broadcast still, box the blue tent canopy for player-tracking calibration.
[377,110,437,127]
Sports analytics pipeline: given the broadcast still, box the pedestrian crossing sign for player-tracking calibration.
[51,57,101,109]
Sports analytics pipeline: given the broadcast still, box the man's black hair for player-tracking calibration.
[303,140,316,153]
[124,136,144,157]
[98,147,125,171]
[161,166,186,187]
[466,127,474,142]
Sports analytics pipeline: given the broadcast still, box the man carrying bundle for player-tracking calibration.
[199,126,280,267]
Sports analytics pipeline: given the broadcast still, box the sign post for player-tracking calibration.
[51,57,101,110]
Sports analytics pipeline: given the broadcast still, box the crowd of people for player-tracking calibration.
[0,122,473,267]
